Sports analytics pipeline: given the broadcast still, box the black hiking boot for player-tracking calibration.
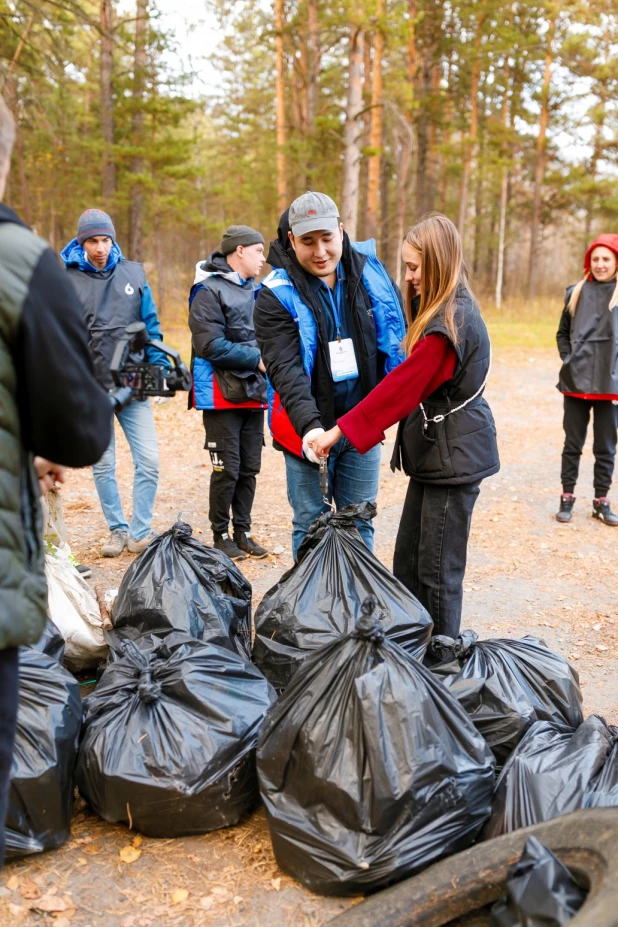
[234,531,269,559]
[592,497,618,526]
[556,493,575,524]
[213,532,248,561]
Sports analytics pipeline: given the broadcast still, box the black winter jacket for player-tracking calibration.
[254,212,403,443]
[189,253,261,372]
[556,279,618,395]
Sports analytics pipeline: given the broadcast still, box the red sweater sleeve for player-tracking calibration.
[338,334,457,454]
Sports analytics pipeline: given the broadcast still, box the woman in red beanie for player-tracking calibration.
[556,233,618,525]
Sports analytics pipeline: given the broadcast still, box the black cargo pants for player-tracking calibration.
[203,409,264,537]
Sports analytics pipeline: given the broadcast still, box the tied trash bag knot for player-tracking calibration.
[431,630,479,662]
[352,596,385,644]
[171,521,192,540]
[138,668,161,704]
[299,502,377,560]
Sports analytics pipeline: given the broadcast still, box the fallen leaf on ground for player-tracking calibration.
[6,875,19,891]
[119,846,142,863]
[31,893,70,913]
[170,889,188,905]
[132,834,144,849]
[83,844,100,855]
[234,895,243,905]
[19,881,41,900]
[7,902,25,917]
[271,878,281,891]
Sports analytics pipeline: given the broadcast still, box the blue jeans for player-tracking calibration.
[285,438,382,559]
[92,399,159,541]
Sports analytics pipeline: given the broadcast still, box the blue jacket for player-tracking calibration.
[61,239,168,384]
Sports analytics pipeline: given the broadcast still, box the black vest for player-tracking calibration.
[557,280,618,395]
[392,285,500,485]
[68,260,146,389]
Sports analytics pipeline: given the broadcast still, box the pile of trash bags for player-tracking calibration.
[76,633,275,837]
[428,631,583,766]
[5,647,82,859]
[485,715,618,837]
[257,596,495,895]
[490,836,586,927]
[110,521,252,659]
[252,503,433,690]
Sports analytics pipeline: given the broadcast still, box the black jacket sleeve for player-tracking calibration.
[557,304,572,360]
[254,287,322,436]
[13,247,112,467]
[189,287,260,371]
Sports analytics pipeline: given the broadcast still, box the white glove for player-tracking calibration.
[302,427,325,465]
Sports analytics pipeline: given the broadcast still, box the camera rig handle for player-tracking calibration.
[110,322,192,410]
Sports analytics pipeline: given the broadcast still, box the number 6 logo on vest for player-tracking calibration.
[125,283,135,295]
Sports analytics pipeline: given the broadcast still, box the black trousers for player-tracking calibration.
[561,396,617,497]
[0,648,19,865]
[203,409,264,536]
[393,478,481,639]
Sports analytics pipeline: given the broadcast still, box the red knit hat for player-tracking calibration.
[583,233,618,276]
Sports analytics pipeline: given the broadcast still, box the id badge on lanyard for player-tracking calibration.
[327,277,359,383]
[329,338,359,382]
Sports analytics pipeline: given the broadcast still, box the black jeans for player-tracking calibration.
[561,396,617,497]
[0,648,19,865]
[393,478,481,639]
[203,409,264,536]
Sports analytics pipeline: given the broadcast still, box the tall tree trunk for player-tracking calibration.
[495,57,511,310]
[365,0,384,244]
[458,2,487,243]
[275,0,287,212]
[584,98,605,242]
[128,0,148,262]
[341,25,364,240]
[100,0,115,202]
[358,35,373,239]
[527,17,555,300]
[15,123,30,226]
[394,0,416,287]
[1,12,34,91]
[414,0,442,218]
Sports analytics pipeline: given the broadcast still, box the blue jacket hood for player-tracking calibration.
[60,238,123,273]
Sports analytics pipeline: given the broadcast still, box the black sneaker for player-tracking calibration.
[234,532,269,559]
[213,533,248,561]
[592,497,618,526]
[556,493,575,523]
[76,563,92,579]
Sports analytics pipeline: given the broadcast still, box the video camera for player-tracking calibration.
[109,322,192,410]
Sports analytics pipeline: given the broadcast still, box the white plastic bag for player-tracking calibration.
[45,554,107,671]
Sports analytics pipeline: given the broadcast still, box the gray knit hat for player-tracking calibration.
[77,209,116,246]
[220,225,264,256]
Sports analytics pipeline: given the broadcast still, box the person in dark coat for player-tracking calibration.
[310,213,499,638]
[556,234,618,525]
[189,225,269,561]
[0,96,112,864]
[61,211,168,557]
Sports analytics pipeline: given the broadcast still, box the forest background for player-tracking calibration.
[2,0,618,337]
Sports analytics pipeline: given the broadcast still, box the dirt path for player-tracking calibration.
[1,345,616,927]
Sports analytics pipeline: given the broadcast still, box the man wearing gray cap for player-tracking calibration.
[189,225,269,561]
[254,192,406,558]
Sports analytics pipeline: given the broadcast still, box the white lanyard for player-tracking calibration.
[420,343,492,426]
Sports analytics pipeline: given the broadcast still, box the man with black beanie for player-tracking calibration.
[189,225,269,561]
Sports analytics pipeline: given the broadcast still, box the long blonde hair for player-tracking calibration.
[403,213,470,356]
[568,253,618,316]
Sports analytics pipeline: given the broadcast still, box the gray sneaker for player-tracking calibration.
[101,529,129,558]
[127,531,157,553]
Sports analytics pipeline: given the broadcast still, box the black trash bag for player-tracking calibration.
[484,715,616,839]
[31,618,65,663]
[76,633,276,838]
[111,521,252,659]
[252,503,432,690]
[5,648,82,859]
[257,595,495,896]
[429,632,583,767]
[490,836,586,927]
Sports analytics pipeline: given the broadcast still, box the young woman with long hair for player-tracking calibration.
[556,234,618,526]
[309,213,499,638]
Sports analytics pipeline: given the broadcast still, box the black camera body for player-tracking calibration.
[110,322,192,409]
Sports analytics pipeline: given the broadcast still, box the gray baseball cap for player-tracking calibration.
[288,191,340,236]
